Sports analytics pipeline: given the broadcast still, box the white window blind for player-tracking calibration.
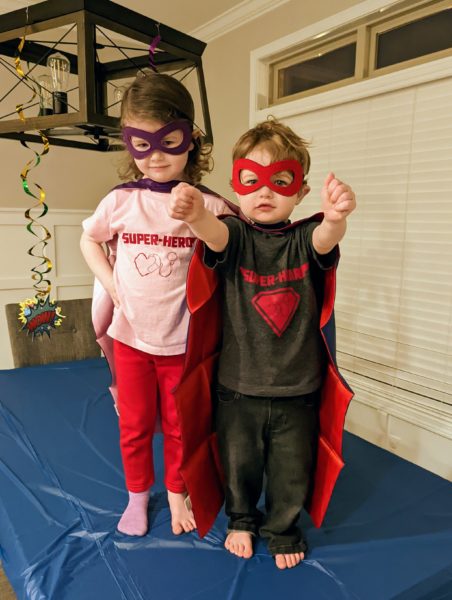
[286,76,452,410]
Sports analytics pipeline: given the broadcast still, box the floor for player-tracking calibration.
[0,563,16,600]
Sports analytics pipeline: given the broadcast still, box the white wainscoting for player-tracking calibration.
[344,372,452,481]
[0,208,94,369]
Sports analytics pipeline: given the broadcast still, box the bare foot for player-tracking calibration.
[117,491,149,536]
[167,491,196,535]
[224,531,253,559]
[274,552,305,569]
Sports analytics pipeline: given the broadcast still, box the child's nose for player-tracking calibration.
[258,185,273,196]
[149,147,164,159]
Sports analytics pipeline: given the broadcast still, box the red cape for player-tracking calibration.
[176,213,354,536]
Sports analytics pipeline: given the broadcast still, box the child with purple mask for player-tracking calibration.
[80,70,231,537]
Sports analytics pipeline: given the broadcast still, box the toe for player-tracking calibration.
[183,519,195,533]
[172,523,184,535]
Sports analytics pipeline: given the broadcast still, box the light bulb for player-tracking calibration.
[46,52,70,114]
[114,87,123,104]
[37,74,53,116]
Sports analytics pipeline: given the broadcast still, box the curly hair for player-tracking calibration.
[232,116,310,181]
[117,70,212,185]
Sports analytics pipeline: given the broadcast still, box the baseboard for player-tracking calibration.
[343,370,452,481]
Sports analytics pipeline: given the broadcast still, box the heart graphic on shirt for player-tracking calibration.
[134,253,160,276]
[159,252,178,277]
[251,288,300,336]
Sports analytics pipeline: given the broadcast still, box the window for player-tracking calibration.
[281,76,452,413]
[269,0,452,105]
[272,36,356,103]
[372,5,452,72]
[332,78,452,411]
[252,0,452,472]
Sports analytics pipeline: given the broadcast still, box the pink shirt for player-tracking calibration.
[83,186,230,355]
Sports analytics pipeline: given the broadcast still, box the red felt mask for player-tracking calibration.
[232,159,304,196]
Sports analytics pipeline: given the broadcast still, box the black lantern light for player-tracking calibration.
[0,0,213,151]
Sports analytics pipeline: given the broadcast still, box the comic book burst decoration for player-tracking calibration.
[14,33,64,337]
[18,297,64,338]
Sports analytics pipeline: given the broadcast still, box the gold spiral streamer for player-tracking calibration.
[15,34,52,300]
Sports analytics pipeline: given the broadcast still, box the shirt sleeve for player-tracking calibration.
[82,191,115,244]
[303,220,339,270]
[203,216,243,270]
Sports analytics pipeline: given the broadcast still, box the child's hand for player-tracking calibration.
[105,277,120,309]
[110,287,120,309]
[321,172,356,223]
[168,182,205,223]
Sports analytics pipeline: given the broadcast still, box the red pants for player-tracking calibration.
[113,339,186,493]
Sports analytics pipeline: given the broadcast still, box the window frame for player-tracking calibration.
[368,0,452,77]
[267,0,452,107]
[270,32,358,105]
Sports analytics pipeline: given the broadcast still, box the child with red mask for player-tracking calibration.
[167,118,356,569]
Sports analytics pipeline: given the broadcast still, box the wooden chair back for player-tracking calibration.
[5,298,101,368]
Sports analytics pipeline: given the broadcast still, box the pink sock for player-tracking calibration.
[117,490,150,536]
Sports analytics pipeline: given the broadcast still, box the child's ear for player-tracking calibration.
[296,183,310,204]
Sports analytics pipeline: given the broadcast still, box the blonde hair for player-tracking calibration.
[117,70,212,184]
[232,117,310,181]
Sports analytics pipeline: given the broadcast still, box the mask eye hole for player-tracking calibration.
[240,170,259,186]
[130,136,151,152]
[271,170,294,188]
[161,129,184,149]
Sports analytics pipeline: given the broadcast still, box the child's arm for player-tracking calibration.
[168,182,229,252]
[313,172,356,255]
[80,232,120,307]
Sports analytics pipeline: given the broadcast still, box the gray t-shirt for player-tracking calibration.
[204,217,337,396]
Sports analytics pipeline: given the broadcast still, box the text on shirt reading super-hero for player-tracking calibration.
[122,232,196,248]
[240,263,309,287]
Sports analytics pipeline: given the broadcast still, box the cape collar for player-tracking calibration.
[225,208,324,232]
[251,220,289,231]
[114,177,222,197]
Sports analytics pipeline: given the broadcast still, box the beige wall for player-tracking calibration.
[0,142,118,211]
[0,0,362,211]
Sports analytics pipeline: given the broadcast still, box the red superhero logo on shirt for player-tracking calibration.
[251,287,300,336]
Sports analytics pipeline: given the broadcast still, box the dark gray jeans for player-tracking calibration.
[215,385,319,556]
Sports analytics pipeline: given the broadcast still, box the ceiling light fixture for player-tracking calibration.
[0,0,213,151]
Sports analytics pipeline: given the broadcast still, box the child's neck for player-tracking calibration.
[254,220,289,230]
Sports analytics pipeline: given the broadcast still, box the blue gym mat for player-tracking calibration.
[0,358,451,599]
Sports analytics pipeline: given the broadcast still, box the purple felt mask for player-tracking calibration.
[122,120,193,158]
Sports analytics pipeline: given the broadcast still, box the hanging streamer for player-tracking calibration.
[14,34,64,337]
[148,27,161,72]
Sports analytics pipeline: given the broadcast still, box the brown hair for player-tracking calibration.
[117,70,212,184]
[232,117,310,181]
